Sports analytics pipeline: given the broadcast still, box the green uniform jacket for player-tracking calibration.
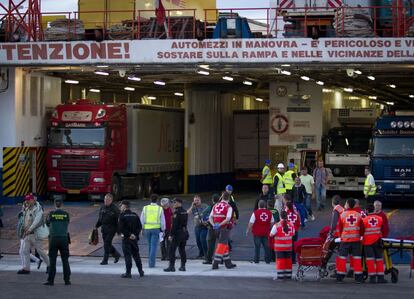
[46,209,70,237]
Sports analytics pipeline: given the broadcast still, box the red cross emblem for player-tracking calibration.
[346,214,357,226]
[214,203,226,214]
[259,212,269,222]
[283,225,293,236]
[368,217,378,227]
[287,212,297,223]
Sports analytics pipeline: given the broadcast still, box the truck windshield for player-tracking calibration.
[48,127,105,148]
[373,137,414,156]
[327,130,371,154]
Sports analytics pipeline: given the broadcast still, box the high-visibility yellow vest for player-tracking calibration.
[262,165,273,184]
[143,205,162,229]
[283,170,295,191]
[293,164,299,175]
[364,174,377,196]
[273,172,286,195]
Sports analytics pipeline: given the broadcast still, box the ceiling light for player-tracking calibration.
[148,96,156,100]
[89,89,100,93]
[124,87,135,91]
[343,88,353,93]
[388,84,396,88]
[386,101,395,105]
[316,81,324,86]
[197,70,210,76]
[174,92,184,97]
[367,75,375,80]
[96,65,109,68]
[128,76,141,82]
[222,76,234,81]
[281,64,291,67]
[281,70,291,76]
[94,71,109,76]
[176,11,183,16]
[301,76,310,81]
[355,70,362,75]
[154,80,166,86]
[199,65,210,70]
[243,80,253,86]
[64,79,79,84]
[323,88,333,93]
[368,96,377,100]
[256,98,264,102]
[410,95,414,98]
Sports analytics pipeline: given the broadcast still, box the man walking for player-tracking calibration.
[119,200,144,278]
[313,160,328,211]
[261,159,273,191]
[141,194,165,268]
[18,194,50,274]
[187,195,208,259]
[95,193,121,265]
[160,198,173,261]
[44,198,71,286]
[164,198,189,272]
[364,167,377,204]
[273,163,286,215]
[299,167,315,221]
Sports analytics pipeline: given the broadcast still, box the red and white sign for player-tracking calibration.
[271,114,289,134]
[1,38,414,65]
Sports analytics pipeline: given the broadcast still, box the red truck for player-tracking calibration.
[47,99,184,201]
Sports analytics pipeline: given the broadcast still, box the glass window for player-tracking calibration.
[48,127,106,148]
[373,137,414,156]
[327,129,371,154]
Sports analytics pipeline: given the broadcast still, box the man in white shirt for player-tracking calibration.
[300,167,315,221]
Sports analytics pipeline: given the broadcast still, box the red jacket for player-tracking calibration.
[163,207,173,231]
[252,209,273,237]
[285,207,300,232]
[362,214,384,245]
[338,208,363,242]
[376,211,389,237]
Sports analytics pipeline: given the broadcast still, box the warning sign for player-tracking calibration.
[271,114,289,134]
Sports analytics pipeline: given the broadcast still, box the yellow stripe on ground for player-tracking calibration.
[386,209,398,219]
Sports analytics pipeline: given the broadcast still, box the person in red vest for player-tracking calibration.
[374,200,389,237]
[246,200,274,264]
[336,198,364,283]
[270,210,296,280]
[160,198,173,261]
[328,195,344,239]
[362,204,388,284]
[208,192,236,270]
[284,199,300,263]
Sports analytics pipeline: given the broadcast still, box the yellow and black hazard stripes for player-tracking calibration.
[36,147,47,196]
[2,147,31,197]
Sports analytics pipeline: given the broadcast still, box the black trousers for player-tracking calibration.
[169,236,187,267]
[102,229,120,262]
[206,227,217,262]
[160,230,170,260]
[122,239,143,274]
[47,236,71,283]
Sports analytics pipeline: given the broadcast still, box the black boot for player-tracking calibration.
[212,261,219,270]
[138,269,145,277]
[121,273,132,278]
[164,263,176,272]
[179,262,186,272]
[369,276,376,284]
[224,259,237,269]
[377,275,388,284]
[336,274,345,283]
[346,269,354,278]
[355,274,364,284]
[203,260,212,265]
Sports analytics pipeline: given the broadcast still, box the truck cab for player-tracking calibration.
[371,114,414,200]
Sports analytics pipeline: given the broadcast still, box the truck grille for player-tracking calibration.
[59,155,100,170]
[384,166,414,179]
[60,171,90,189]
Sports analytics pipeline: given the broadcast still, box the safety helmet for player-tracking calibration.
[265,159,271,165]
[225,185,233,192]
[277,163,285,169]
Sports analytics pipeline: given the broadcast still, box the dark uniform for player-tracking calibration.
[119,209,144,277]
[96,203,121,264]
[46,208,71,285]
[167,205,189,271]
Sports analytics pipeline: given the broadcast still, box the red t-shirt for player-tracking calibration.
[376,211,389,237]
[163,207,173,231]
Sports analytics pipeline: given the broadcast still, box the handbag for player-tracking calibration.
[35,223,49,240]
[89,228,99,245]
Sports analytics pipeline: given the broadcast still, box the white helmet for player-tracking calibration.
[277,163,285,169]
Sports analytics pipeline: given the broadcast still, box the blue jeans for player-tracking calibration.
[145,229,160,268]
[194,226,208,257]
[304,193,313,216]
[294,202,307,227]
[315,184,326,210]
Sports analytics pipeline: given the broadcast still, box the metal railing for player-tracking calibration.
[0,5,413,42]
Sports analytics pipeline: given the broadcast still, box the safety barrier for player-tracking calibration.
[0,5,413,42]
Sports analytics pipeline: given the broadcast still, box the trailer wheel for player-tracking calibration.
[135,176,144,199]
[112,176,122,201]
[144,177,154,198]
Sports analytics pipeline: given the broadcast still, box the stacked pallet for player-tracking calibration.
[333,7,374,37]
[44,19,85,41]
[108,24,132,40]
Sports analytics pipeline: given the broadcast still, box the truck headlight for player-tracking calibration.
[93,178,105,183]
[96,109,106,119]
[48,176,57,182]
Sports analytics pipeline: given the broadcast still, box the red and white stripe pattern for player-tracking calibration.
[278,0,295,9]
[327,0,342,8]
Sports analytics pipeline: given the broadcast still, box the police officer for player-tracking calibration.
[44,198,71,286]
[364,167,377,204]
[119,200,144,278]
[164,198,189,272]
[261,159,273,189]
[95,193,121,265]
